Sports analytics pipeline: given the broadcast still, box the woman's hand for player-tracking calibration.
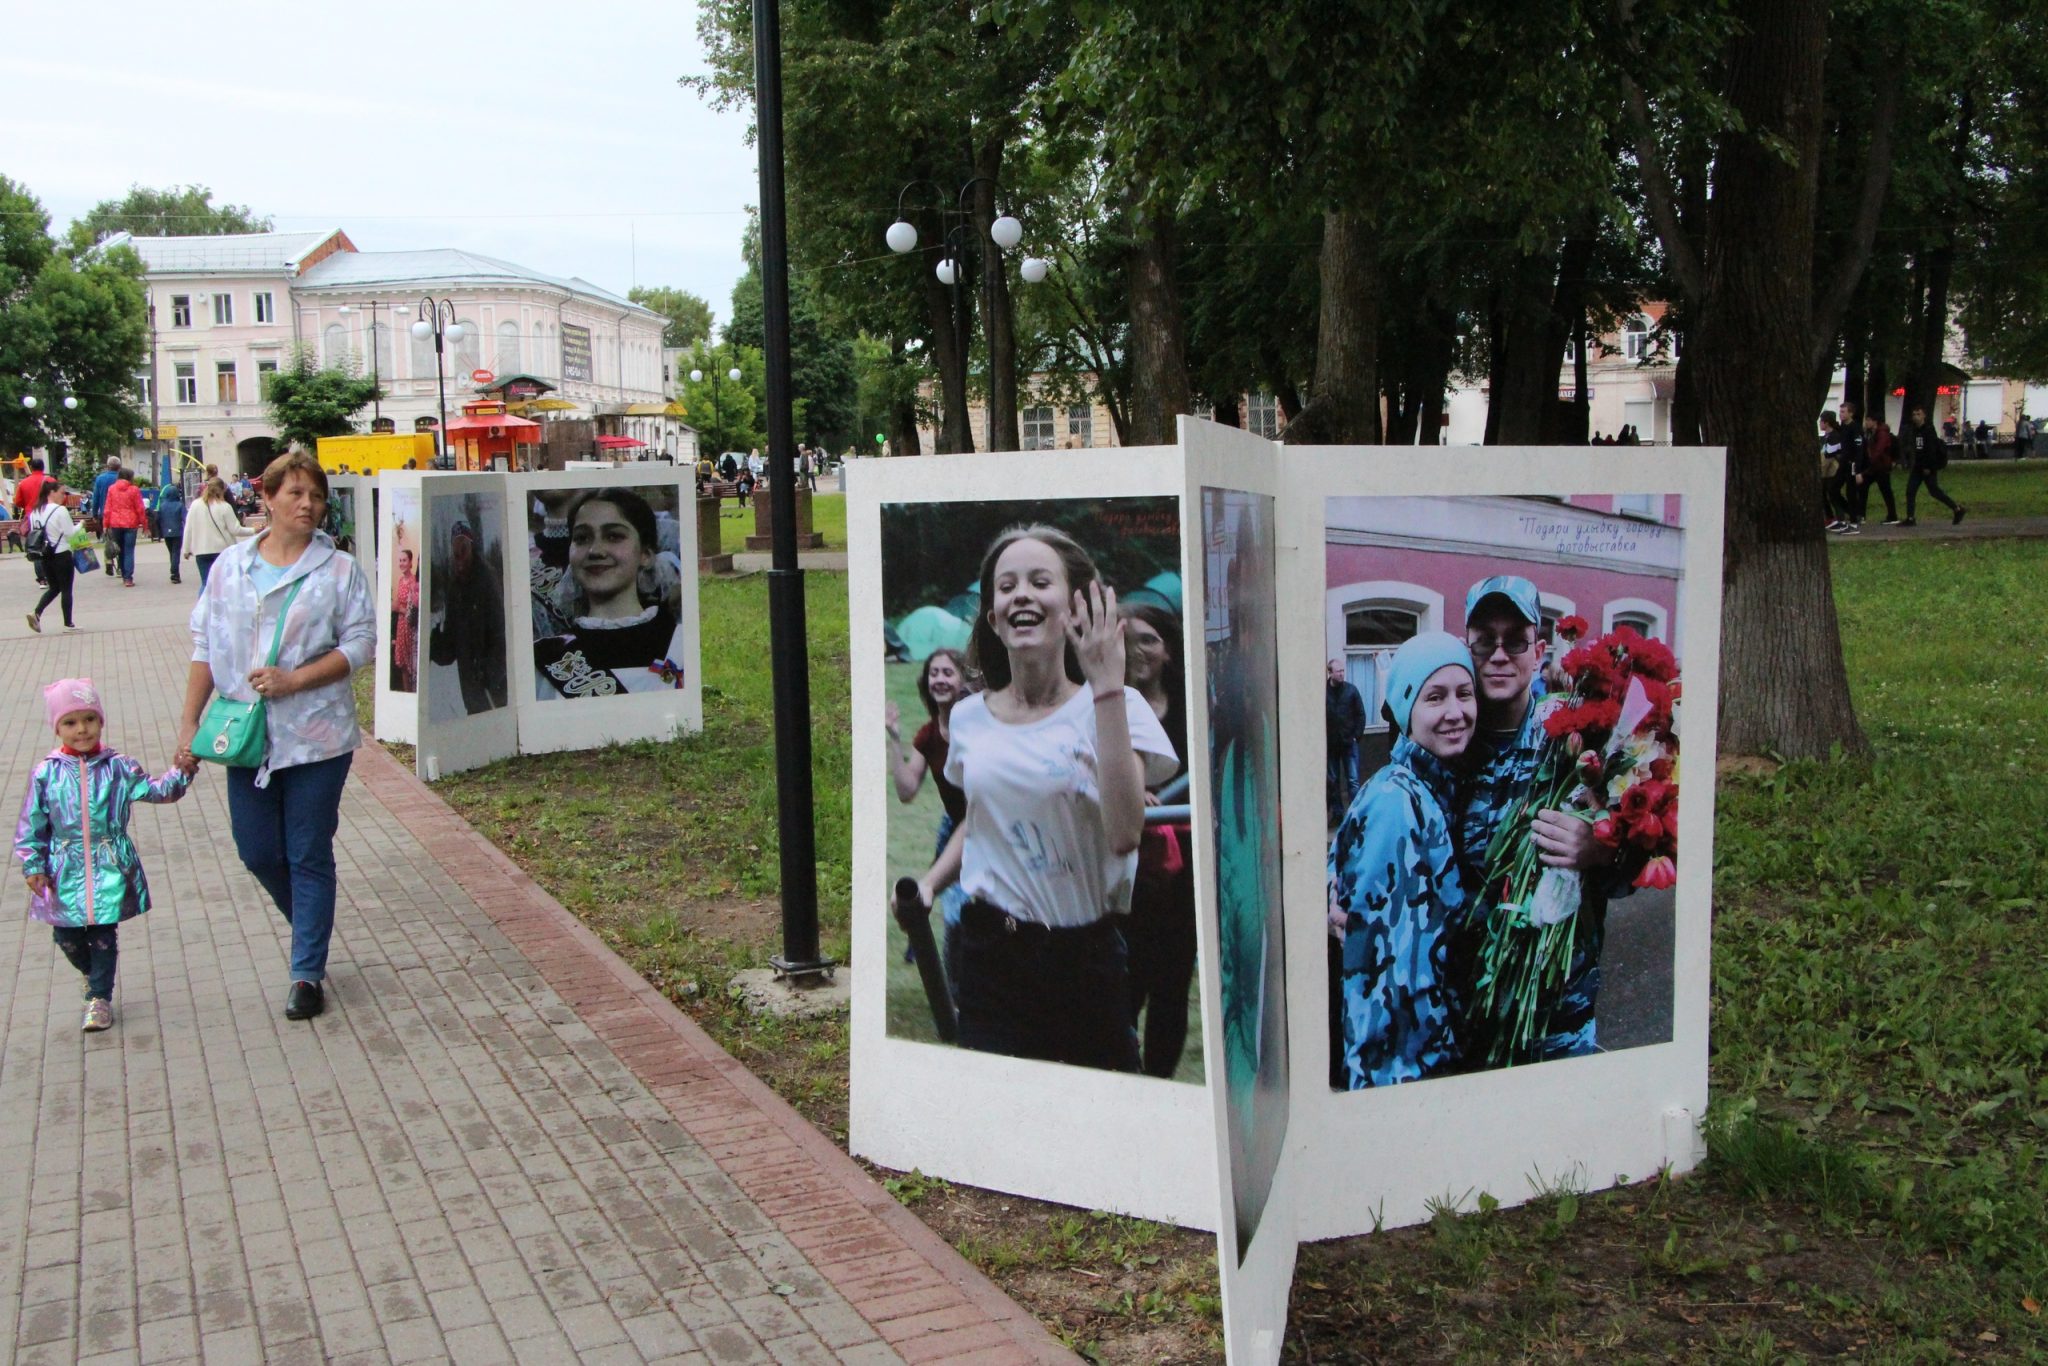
[1068,580,1126,693]
[247,666,294,699]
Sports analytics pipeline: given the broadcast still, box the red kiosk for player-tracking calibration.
[445,398,543,471]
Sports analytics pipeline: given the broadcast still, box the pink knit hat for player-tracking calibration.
[44,677,104,733]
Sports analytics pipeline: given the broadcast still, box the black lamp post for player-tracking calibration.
[339,300,387,422]
[688,348,743,458]
[412,297,469,469]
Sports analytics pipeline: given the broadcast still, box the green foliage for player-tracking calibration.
[627,285,714,349]
[65,183,271,254]
[726,263,859,451]
[265,350,383,450]
[675,340,766,456]
[1,176,147,462]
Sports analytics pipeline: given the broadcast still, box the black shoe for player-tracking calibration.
[170,576,182,584]
[284,980,325,1020]
[1953,506,1966,526]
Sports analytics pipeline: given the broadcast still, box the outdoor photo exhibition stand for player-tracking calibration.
[845,419,1726,1362]
[371,467,703,777]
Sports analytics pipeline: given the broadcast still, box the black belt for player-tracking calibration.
[961,900,1110,939]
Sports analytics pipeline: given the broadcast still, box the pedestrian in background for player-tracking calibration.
[1862,414,1900,525]
[15,678,194,1033]
[157,480,188,584]
[178,452,376,1022]
[1901,405,1965,527]
[1326,658,1367,825]
[101,469,147,587]
[24,481,79,633]
[183,479,242,590]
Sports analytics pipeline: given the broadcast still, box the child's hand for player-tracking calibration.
[25,874,51,897]
[174,753,200,778]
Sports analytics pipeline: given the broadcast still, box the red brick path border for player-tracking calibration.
[353,743,1075,1365]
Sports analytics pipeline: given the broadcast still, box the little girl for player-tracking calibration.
[16,678,195,1032]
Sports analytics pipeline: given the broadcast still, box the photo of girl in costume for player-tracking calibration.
[899,516,1180,1073]
[528,486,688,699]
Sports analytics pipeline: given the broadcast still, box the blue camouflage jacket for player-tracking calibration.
[1329,736,1465,1089]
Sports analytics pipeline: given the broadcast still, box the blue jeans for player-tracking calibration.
[226,751,353,982]
[110,527,137,580]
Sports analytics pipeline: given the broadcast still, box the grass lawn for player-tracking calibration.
[415,541,2048,1363]
[1908,457,2048,519]
[809,491,845,548]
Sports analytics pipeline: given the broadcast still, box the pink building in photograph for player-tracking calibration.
[1325,494,1685,755]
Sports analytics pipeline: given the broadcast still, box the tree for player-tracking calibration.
[676,340,766,457]
[1,177,147,464]
[627,286,714,349]
[66,184,271,254]
[727,261,859,452]
[265,351,382,451]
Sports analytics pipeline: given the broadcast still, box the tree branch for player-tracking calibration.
[1810,64,1904,371]
[1622,73,1707,303]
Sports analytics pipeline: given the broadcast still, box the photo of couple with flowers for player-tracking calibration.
[1328,572,1681,1091]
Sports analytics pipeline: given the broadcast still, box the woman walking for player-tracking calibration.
[177,452,375,1021]
[911,525,1177,1071]
[886,647,977,985]
[156,480,188,584]
[102,469,147,587]
[24,482,79,633]
[182,478,243,589]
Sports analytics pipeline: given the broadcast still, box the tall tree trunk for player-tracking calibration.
[1692,0,1867,758]
[1839,330,1864,412]
[887,339,920,456]
[1211,393,1243,428]
[973,141,1020,453]
[1125,197,1192,447]
[1902,241,1953,423]
[1285,208,1382,444]
[922,270,973,453]
[1670,343,1702,445]
[1492,248,1565,444]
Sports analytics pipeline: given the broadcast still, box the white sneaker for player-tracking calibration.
[81,998,113,1032]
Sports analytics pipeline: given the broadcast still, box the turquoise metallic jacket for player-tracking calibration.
[1330,736,1466,1089]
[15,747,190,927]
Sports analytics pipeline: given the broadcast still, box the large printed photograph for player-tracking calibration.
[879,496,1202,1082]
[387,488,421,694]
[1325,495,1682,1092]
[525,484,690,699]
[426,489,510,722]
[1202,489,1289,1261]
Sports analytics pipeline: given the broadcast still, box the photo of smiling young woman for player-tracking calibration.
[527,485,688,700]
[878,496,1194,1077]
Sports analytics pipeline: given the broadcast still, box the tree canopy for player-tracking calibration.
[628,286,715,349]
[1,177,148,464]
[265,351,382,451]
[66,184,271,254]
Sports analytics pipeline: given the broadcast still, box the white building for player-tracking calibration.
[113,230,668,474]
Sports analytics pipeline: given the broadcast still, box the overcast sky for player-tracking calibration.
[2,0,758,322]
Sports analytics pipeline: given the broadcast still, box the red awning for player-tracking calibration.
[446,413,542,435]
[593,434,647,449]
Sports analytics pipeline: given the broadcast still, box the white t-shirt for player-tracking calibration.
[945,686,1179,929]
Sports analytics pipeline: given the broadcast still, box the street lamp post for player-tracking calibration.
[885,179,1042,450]
[687,351,744,459]
[411,298,468,468]
[339,301,386,422]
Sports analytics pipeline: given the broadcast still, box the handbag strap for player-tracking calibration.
[261,576,308,669]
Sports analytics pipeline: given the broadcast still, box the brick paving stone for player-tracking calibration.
[0,609,1061,1364]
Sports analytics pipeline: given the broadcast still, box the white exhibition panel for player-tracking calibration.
[503,468,705,755]
[845,447,1224,1230]
[371,471,424,748]
[327,474,373,594]
[1281,444,1722,1244]
[1179,418,1299,1366]
[414,474,519,780]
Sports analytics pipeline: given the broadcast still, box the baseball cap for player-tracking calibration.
[1465,574,1540,627]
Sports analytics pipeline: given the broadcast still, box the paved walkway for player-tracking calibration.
[1,556,1067,1364]
[1840,512,2048,544]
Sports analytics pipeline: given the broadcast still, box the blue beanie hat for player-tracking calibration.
[1383,632,1474,735]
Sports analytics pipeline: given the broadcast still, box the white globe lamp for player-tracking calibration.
[63,396,78,410]
[990,215,1023,251]
[20,395,35,410]
[885,220,919,254]
[935,258,957,286]
[727,367,742,382]
[689,368,705,384]
[1019,256,1050,284]
[411,319,432,340]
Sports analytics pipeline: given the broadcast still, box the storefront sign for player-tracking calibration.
[561,324,592,382]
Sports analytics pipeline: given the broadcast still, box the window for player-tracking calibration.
[325,323,352,369]
[1248,392,1280,439]
[1344,603,1421,731]
[134,371,153,406]
[211,293,234,326]
[1614,492,1659,519]
[1603,598,1670,641]
[454,318,481,375]
[1066,405,1093,448]
[1623,315,1651,361]
[497,321,522,376]
[1021,405,1057,450]
[215,361,238,404]
[411,323,436,379]
[253,291,275,324]
[177,437,204,462]
[170,295,192,328]
[257,359,279,399]
[174,361,197,405]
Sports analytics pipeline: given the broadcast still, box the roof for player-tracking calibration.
[110,230,346,275]
[297,249,657,317]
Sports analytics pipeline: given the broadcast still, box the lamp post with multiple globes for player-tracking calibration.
[687,352,745,460]
[411,298,469,468]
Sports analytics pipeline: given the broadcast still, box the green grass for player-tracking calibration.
[1912,459,2048,519]
[809,491,845,549]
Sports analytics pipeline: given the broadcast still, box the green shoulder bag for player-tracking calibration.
[196,577,305,768]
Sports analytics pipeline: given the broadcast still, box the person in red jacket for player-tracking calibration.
[13,459,51,587]
[101,469,148,587]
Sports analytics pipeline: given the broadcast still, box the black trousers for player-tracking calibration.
[1825,465,1860,521]
[1906,467,1957,518]
[954,901,1141,1072]
[33,553,75,626]
[1125,842,1197,1080]
[1860,469,1897,521]
[54,924,119,999]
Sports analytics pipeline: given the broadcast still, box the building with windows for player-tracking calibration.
[112,230,667,474]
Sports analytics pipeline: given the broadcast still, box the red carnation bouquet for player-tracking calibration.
[1465,617,1681,1068]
